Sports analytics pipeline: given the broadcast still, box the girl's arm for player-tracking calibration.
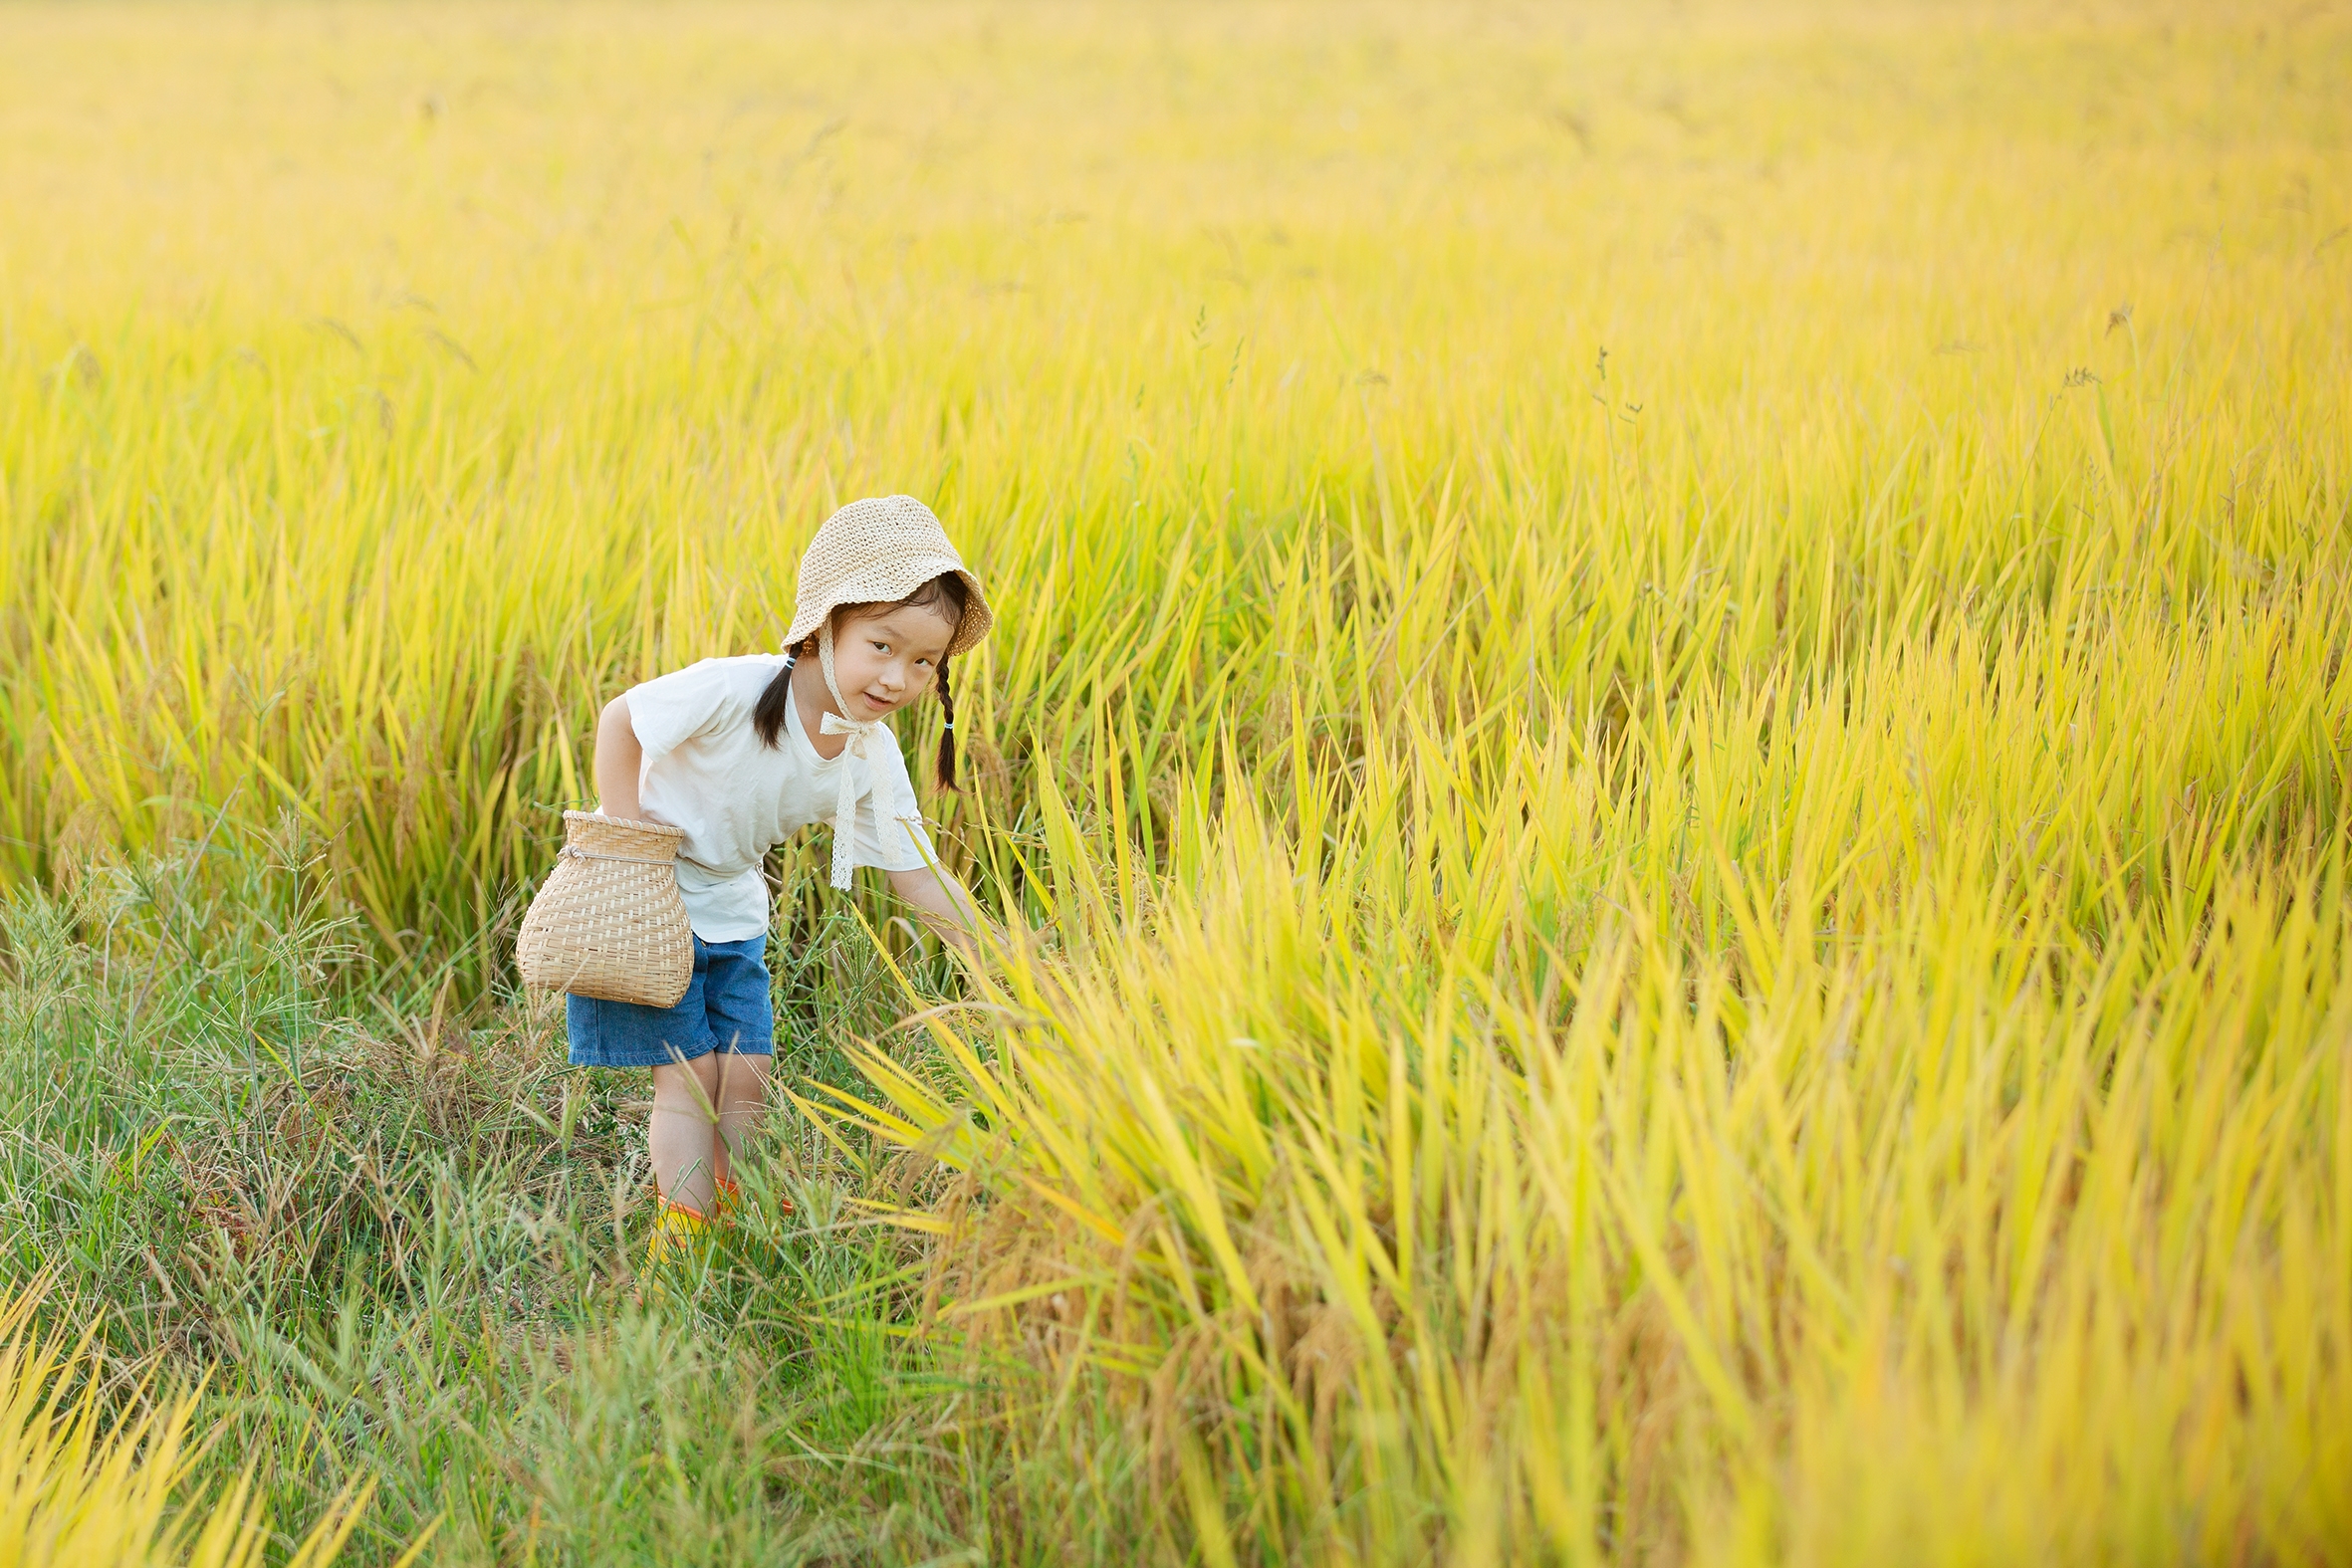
[592,696,645,819]
[886,864,991,961]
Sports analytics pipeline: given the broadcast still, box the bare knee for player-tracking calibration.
[650,1058,721,1118]
[718,1054,772,1102]
[714,1056,772,1152]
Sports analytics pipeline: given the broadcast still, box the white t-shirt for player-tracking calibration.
[626,655,937,941]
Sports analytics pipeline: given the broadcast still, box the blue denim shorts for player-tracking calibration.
[566,934,775,1069]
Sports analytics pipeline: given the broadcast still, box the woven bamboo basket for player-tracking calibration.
[515,811,694,1007]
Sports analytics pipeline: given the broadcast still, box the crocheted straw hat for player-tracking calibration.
[783,496,993,657]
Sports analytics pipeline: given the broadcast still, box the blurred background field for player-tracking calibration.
[1,1,2347,1563]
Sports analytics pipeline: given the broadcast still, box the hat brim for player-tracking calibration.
[785,561,993,659]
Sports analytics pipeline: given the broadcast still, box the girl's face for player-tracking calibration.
[826,602,957,722]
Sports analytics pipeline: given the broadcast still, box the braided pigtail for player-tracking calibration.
[752,644,803,749]
[934,654,959,790]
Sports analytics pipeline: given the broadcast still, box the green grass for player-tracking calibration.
[0,833,1098,1563]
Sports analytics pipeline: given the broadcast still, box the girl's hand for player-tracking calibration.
[592,696,645,819]
[886,864,993,962]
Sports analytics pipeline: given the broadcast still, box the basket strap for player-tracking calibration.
[560,844,678,867]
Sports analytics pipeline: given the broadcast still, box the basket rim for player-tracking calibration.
[561,808,686,840]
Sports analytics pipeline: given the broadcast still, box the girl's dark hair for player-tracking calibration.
[753,572,968,791]
[752,646,803,750]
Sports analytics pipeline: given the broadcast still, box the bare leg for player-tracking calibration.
[648,1054,723,1216]
[711,1052,773,1187]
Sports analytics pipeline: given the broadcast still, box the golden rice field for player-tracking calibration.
[2,0,2348,1562]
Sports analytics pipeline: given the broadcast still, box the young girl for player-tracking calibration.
[573,494,992,1254]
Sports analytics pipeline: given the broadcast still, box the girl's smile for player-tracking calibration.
[796,600,959,742]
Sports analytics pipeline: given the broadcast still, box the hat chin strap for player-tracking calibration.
[817,621,857,718]
[816,621,883,890]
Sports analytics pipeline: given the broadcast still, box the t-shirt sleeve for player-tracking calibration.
[626,659,748,758]
[851,733,938,873]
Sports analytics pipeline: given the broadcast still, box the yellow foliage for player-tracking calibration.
[1,0,2346,1560]
[0,1288,370,1568]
